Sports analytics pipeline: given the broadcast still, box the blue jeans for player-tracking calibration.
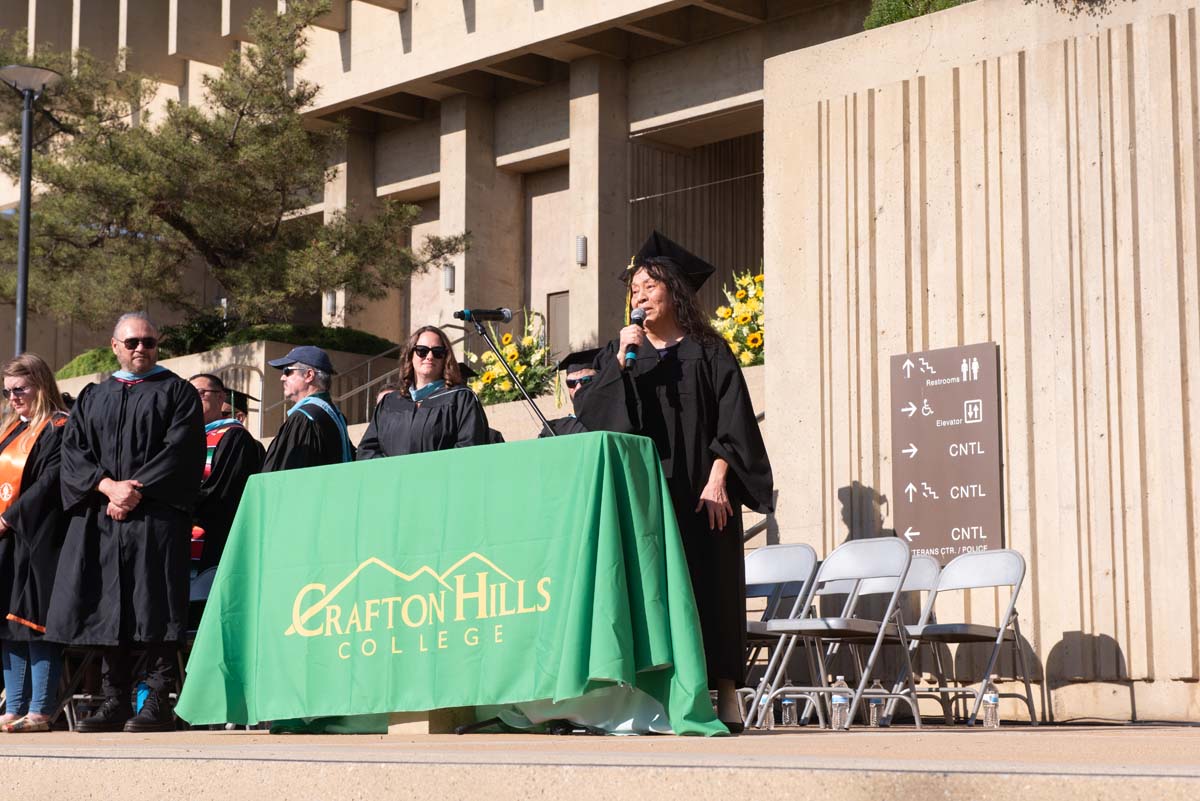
[2,640,63,716]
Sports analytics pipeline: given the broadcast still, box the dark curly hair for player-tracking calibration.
[625,257,722,346]
[400,325,464,393]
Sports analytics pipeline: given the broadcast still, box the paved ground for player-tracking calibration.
[1,724,1197,800]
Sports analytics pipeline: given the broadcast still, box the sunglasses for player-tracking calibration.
[120,337,158,351]
[1,386,31,399]
[282,366,312,377]
[565,376,594,389]
[413,346,448,359]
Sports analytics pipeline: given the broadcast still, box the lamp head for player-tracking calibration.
[0,65,62,96]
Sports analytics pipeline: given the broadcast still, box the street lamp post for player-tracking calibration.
[0,65,62,357]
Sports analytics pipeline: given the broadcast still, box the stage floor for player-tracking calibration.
[1,724,1197,800]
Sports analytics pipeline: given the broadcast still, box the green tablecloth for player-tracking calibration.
[175,431,726,735]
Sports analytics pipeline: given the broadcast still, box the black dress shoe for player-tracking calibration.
[720,719,745,735]
[123,690,176,733]
[76,697,133,733]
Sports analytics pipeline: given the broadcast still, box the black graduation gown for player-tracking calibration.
[262,396,352,473]
[194,425,263,572]
[578,337,774,687]
[357,385,489,459]
[538,415,589,438]
[46,371,206,646]
[0,417,67,641]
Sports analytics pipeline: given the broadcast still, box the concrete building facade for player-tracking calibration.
[3,0,1199,722]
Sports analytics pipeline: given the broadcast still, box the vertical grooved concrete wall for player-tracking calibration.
[765,0,1200,719]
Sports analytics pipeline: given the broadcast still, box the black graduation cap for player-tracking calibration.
[557,348,601,374]
[458,360,478,380]
[226,389,259,416]
[629,230,716,292]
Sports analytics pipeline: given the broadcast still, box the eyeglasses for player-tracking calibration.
[413,346,448,359]
[119,337,158,351]
[565,376,594,389]
[282,366,312,377]
[1,386,31,399]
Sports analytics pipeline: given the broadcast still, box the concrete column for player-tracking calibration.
[439,93,524,344]
[323,115,377,329]
[568,55,629,350]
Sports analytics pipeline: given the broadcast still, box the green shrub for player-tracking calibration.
[864,0,965,30]
[222,324,396,356]
[56,346,119,379]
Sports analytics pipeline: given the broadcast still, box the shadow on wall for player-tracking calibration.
[1044,632,1135,723]
[838,481,892,542]
[463,0,476,33]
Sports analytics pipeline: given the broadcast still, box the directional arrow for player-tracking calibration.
[902,358,915,379]
[902,526,921,542]
[902,443,919,459]
[904,482,916,503]
[900,401,917,417]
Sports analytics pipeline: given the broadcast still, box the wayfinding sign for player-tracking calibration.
[890,343,1003,565]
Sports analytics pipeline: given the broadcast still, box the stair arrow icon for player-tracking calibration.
[904,482,916,503]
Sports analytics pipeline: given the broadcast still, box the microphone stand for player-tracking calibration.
[468,319,556,437]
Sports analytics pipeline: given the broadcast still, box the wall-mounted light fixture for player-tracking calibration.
[575,235,587,268]
[443,262,456,293]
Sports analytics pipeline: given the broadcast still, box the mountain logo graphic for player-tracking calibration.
[285,552,550,637]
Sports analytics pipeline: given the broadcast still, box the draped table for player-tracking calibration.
[175,431,726,735]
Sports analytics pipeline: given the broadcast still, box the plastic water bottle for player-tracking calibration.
[982,675,1000,729]
[135,681,149,714]
[758,695,774,729]
[780,698,798,727]
[868,679,885,727]
[830,675,850,730]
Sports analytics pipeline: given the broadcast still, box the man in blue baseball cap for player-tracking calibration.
[261,346,354,472]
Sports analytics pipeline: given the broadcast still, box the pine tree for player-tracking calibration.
[0,0,465,328]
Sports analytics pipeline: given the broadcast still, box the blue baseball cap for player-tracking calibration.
[268,345,336,375]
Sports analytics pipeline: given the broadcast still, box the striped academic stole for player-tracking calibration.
[192,418,245,561]
[0,414,67,517]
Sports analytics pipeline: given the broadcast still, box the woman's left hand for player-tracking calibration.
[0,516,9,536]
[696,477,734,532]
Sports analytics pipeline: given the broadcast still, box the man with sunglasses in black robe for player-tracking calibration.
[261,346,354,473]
[539,349,601,438]
[46,312,206,733]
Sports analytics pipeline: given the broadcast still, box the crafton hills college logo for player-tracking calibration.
[285,552,552,660]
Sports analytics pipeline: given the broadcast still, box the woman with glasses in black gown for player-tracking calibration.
[357,325,490,459]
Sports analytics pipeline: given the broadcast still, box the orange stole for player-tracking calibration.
[0,415,65,517]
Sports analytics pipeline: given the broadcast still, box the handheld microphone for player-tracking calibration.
[625,307,646,365]
[453,308,513,323]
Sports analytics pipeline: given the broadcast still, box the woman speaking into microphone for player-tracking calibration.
[578,232,774,731]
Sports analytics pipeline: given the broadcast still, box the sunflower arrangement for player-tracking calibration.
[712,269,766,367]
[464,309,556,406]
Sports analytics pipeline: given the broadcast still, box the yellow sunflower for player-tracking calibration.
[716,306,732,319]
[736,313,752,325]
[499,379,513,392]
[481,371,495,385]
[754,274,764,283]
[746,332,764,349]
[739,350,754,366]
[501,333,513,346]
[735,289,747,300]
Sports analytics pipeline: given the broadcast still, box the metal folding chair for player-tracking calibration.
[739,543,818,720]
[751,537,921,729]
[908,549,1038,725]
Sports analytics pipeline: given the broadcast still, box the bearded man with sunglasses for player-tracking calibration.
[262,346,354,473]
[46,312,205,733]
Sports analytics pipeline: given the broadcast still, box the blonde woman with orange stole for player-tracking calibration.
[0,354,69,733]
